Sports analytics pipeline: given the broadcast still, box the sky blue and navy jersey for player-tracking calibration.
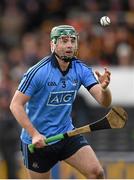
[18,54,98,144]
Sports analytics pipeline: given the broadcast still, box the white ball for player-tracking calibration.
[100,16,111,26]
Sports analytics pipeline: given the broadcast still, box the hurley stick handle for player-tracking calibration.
[28,134,64,153]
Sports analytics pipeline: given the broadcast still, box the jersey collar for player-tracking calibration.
[51,53,73,76]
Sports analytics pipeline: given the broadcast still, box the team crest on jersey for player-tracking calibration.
[47,90,76,106]
[72,79,78,86]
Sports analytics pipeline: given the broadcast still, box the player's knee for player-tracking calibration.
[85,166,104,179]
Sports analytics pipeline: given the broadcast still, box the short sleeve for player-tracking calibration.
[81,65,98,89]
[18,70,42,97]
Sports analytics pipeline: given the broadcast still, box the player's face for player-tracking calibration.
[55,36,77,59]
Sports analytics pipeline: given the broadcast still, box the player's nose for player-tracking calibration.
[66,41,73,48]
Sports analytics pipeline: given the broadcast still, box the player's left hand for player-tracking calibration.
[95,67,111,90]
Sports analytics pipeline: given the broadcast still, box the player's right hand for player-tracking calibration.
[32,132,47,148]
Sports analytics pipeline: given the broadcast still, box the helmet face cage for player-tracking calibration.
[50,25,79,57]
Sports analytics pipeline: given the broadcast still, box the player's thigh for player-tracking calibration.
[64,145,102,175]
[28,169,51,179]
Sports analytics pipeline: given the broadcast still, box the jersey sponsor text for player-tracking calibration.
[47,90,76,106]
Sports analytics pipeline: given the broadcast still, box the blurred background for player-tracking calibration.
[0,0,134,178]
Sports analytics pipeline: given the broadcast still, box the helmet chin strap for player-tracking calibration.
[54,52,73,62]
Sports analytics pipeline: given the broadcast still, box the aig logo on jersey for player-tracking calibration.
[47,90,76,106]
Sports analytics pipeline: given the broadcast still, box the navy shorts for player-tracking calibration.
[21,134,89,173]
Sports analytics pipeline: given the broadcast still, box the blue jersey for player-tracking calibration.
[18,54,98,144]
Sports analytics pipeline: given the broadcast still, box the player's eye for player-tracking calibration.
[59,36,77,44]
[62,38,68,43]
[60,36,68,42]
[71,37,76,43]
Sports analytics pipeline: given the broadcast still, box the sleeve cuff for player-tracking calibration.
[86,82,99,91]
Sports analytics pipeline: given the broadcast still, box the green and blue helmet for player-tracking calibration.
[50,25,78,44]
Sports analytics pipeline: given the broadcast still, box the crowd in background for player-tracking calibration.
[0,0,134,177]
[0,0,134,95]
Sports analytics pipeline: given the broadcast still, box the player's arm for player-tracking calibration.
[89,67,112,107]
[10,90,46,147]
